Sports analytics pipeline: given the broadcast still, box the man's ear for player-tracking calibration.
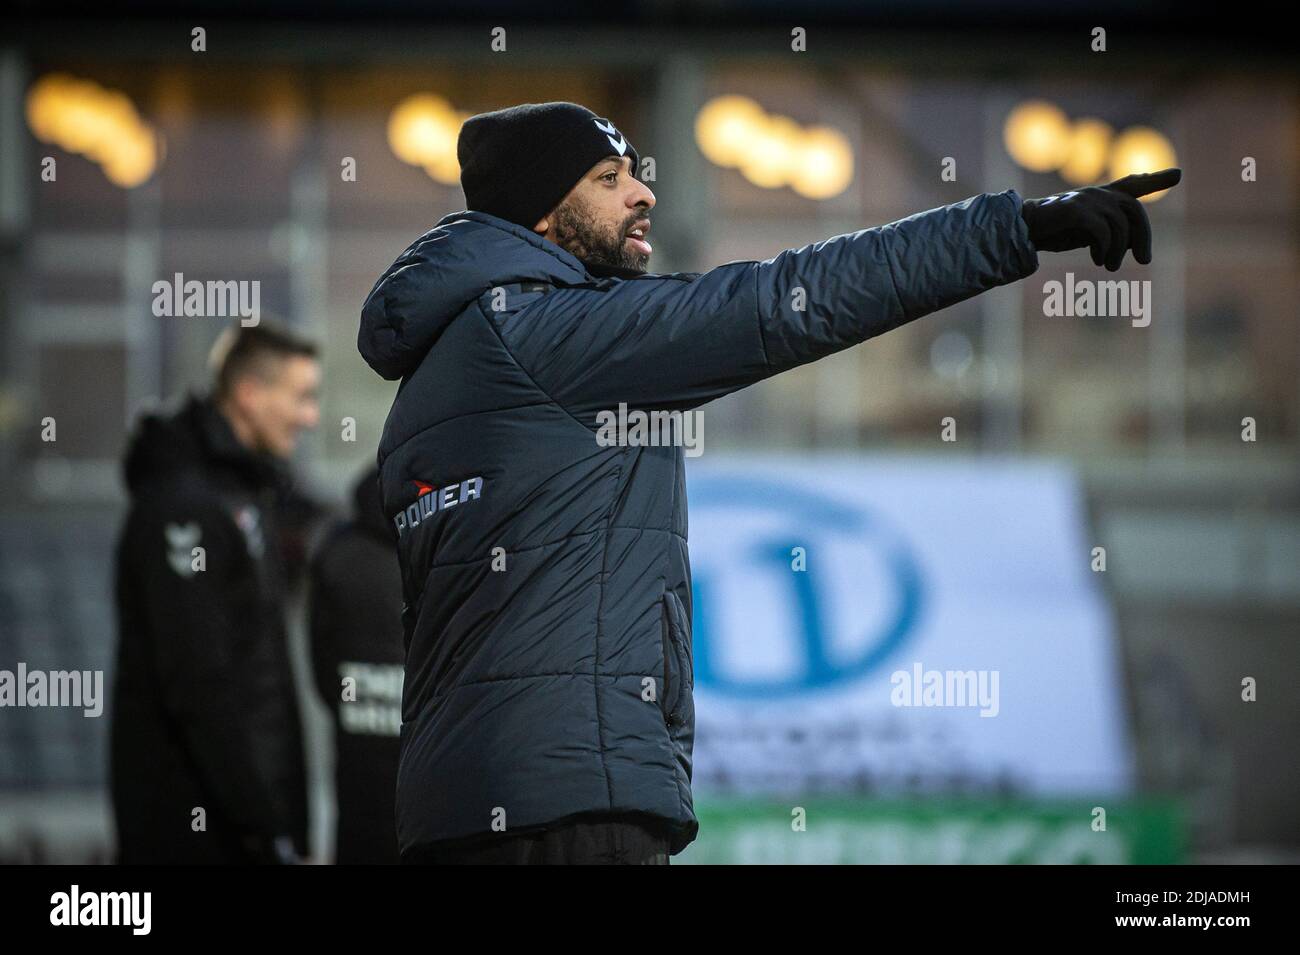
[230,375,257,413]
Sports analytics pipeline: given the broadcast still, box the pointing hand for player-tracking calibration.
[1020,168,1182,271]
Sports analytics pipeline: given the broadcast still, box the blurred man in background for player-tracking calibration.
[309,467,404,865]
[110,322,321,864]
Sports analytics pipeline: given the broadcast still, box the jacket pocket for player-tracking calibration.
[660,597,676,722]
[660,591,691,726]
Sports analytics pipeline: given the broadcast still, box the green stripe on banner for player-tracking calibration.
[678,797,1185,864]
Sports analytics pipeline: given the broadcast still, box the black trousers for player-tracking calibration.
[401,814,671,865]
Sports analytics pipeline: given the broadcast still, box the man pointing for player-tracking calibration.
[359,101,1179,864]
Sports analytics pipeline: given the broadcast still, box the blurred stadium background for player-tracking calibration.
[1,2,1296,863]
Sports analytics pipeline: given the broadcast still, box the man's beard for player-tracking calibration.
[549,195,650,273]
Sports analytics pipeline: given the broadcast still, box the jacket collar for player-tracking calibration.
[580,260,650,280]
[192,394,288,492]
[443,210,649,282]
[437,209,593,279]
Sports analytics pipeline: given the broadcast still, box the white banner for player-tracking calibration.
[686,455,1134,797]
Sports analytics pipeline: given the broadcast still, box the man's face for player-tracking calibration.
[535,155,657,272]
[235,355,321,459]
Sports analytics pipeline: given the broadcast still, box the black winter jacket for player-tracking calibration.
[111,394,309,864]
[359,192,1039,855]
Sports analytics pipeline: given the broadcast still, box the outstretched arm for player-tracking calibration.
[498,189,1041,416]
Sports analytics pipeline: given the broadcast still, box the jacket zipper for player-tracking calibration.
[661,600,673,724]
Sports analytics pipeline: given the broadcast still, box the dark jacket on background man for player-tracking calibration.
[308,468,405,864]
[358,193,1040,857]
[111,394,309,864]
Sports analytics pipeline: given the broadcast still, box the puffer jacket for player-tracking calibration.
[359,191,1039,855]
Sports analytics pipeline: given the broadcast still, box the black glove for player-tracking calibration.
[1020,168,1181,271]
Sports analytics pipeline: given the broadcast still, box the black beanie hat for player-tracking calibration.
[457,102,640,229]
